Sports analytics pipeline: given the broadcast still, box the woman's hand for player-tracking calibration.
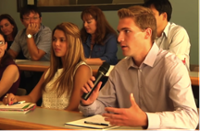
[2,93,18,105]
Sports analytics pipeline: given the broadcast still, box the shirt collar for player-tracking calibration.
[162,22,170,38]
[127,43,160,69]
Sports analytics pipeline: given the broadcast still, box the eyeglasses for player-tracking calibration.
[23,17,39,21]
[0,41,5,47]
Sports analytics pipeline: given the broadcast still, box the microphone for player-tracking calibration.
[82,62,110,100]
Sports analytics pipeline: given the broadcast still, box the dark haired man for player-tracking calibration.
[8,5,51,61]
[8,5,52,99]
[144,0,190,71]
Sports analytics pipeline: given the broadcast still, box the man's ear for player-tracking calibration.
[162,12,168,21]
[144,28,152,40]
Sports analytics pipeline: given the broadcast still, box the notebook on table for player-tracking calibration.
[0,102,36,114]
[65,115,117,129]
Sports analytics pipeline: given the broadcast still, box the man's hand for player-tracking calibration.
[80,76,102,106]
[26,23,40,35]
[103,93,148,127]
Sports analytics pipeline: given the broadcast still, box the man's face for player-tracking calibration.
[21,12,41,28]
[149,5,165,31]
[117,17,147,58]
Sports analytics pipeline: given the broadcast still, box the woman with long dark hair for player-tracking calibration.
[81,6,118,65]
[0,32,20,100]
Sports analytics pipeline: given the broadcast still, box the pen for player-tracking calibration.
[84,121,109,126]
[10,101,26,105]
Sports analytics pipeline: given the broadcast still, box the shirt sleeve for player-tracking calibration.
[168,26,190,55]
[146,60,198,129]
[99,34,118,65]
[36,27,52,54]
[167,26,191,69]
[10,31,22,53]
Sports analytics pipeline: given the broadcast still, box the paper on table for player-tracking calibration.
[65,115,113,129]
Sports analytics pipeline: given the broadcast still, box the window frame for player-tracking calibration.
[17,0,144,12]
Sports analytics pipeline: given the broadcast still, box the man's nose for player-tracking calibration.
[117,33,124,43]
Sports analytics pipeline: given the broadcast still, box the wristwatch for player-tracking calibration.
[27,34,32,38]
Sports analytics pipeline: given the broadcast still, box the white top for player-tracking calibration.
[41,61,89,110]
[155,22,191,71]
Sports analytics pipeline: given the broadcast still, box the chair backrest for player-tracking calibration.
[16,88,27,96]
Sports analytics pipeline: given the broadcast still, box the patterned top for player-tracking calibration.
[41,61,90,109]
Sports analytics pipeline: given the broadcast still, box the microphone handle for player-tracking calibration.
[82,71,104,100]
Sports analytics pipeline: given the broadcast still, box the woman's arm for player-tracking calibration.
[0,65,19,97]
[16,70,48,103]
[7,70,47,104]
[65,65,92,111]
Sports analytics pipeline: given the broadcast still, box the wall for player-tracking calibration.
[0,0,198,65]
[198,1,200,65]
[169,0,199,66]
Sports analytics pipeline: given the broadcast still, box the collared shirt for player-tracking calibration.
[79,44,198,129]
[10,24,52,61]
[82,33,118,65]
[155,22,190,71]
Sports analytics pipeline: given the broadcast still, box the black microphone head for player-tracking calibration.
[98,62,110,75]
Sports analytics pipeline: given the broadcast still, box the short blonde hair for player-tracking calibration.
[118,5,157,43]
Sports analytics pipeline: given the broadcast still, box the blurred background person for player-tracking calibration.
[144,0,190,71]
[0,32,20,101]
[0,14,25,59]
[81,6,118,65]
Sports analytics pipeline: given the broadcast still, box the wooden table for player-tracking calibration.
[15,60,199,86]
[0,107,199,131]
[189,71,199,86]
[0,106,142,130]
[15,59,100,75]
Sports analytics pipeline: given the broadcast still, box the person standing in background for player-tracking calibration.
[0,14,25,59]
[144,0,191,70]
[80,6,118,65]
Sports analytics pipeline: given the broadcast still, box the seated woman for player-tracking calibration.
[81,6,118,65]
[0,32,20,101]
[0,14,25,59]
[3,22,92,111]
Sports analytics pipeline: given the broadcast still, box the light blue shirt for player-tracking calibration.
[10,24,52,61]
[79,43,198,129]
